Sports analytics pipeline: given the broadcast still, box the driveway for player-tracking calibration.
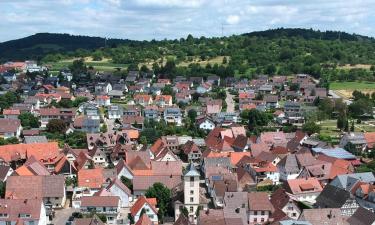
[225,89,235,113]
[51,207,78,225]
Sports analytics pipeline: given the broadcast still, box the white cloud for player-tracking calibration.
[0,0,374,42]
[226,15,240,25]
[130,0,205,8]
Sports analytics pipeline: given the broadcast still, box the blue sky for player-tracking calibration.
[0,0,374,42]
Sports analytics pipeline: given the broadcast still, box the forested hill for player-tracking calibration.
[244,28,374,41]
[2,28,375,82]
[0,33,131,62]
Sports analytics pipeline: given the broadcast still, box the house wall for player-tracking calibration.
[248,210,270,224]
[278,167,299,181]
[134,204,158,224]
[39,202,47,225]
[281,201,301,220]
[292,192,320,204]
[109,185,130,207]
[118,167,134,180]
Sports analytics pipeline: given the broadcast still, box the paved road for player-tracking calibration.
[225,89,235,113]
[329,90,352,105]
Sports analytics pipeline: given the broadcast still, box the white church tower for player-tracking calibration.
[175,163,201,223]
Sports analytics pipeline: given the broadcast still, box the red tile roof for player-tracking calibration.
[81,196,120,207]
[0,142,60,163]
[78,168,105,189]
[130,196,157,216]
[364,132,375,149]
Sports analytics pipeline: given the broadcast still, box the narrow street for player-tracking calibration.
[225,89,235,113]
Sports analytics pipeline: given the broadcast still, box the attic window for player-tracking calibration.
[19,214,31,218]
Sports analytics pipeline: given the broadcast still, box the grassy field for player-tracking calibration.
[319,119,375,138]
[330,81,375,99]
[337,64,372,70]
[46,57,128,72]
[330,81,375,90]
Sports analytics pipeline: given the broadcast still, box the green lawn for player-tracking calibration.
[330,81,375,90]
[319,119,375,138]
[47,60,128,72]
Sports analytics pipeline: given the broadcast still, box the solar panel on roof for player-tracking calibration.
[212,175,222,181]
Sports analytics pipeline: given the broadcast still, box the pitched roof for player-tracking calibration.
[248,192,274,212]
[198,209,226,225]
[78,168,105,189]
[106,178,132,196]
[133,175,181,191]
[270,188,294,210]
[0,118,21,133]
[347,207,375,225]
[300,208,348,225]
[0,165,11,181]
[364,132,375,149]
[0,199,43,221]
[0,142,60,163]
[286,178,323,194]
[5,175,65,199]
[75,215,105,225]
[278,154,300,174]
[15,156,50,176]
[174,214,191,225]
[315,184,351,208]
[130,196,157,216]
[135,214,154,225]
[81,196,120,207]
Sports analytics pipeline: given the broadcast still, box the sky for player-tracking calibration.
[0,0,374,42]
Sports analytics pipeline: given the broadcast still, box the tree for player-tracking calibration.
[140,65,150,73]
[265,64,277,75]
[100,124,108,133]
[245,109,271,131]
[337,114,348,131]
[161,85,174,95]
[120,176,133,191]
[145,182,172,221]
[302,122,321,135]
[18,112,39,128]
[69,59,87,81]
[350,120,355,132]
[72,96,88,107]
[0,137,19,145]
[139,136,147,146]
[180,206,189,217]
[46,119,67,133]
[187,109,197,122]
[0,181,6,198]
[0,91,20,110]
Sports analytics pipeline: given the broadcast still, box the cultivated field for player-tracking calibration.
[330,81,375,99]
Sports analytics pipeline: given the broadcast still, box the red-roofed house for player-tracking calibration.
[2,109,20,119]
[364,132,375,149]
[154,95,172,107]
[80,196,120,224]
[134,94,153,106]
[96,95,111,106]
[0,142,60,168]
[131,196,158,224]
[0,118,22,139]
[285,178,323,204]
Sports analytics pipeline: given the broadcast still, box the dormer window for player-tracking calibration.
[19,214,31,218]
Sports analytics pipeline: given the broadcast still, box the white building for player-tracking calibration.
[175,163,201,223]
